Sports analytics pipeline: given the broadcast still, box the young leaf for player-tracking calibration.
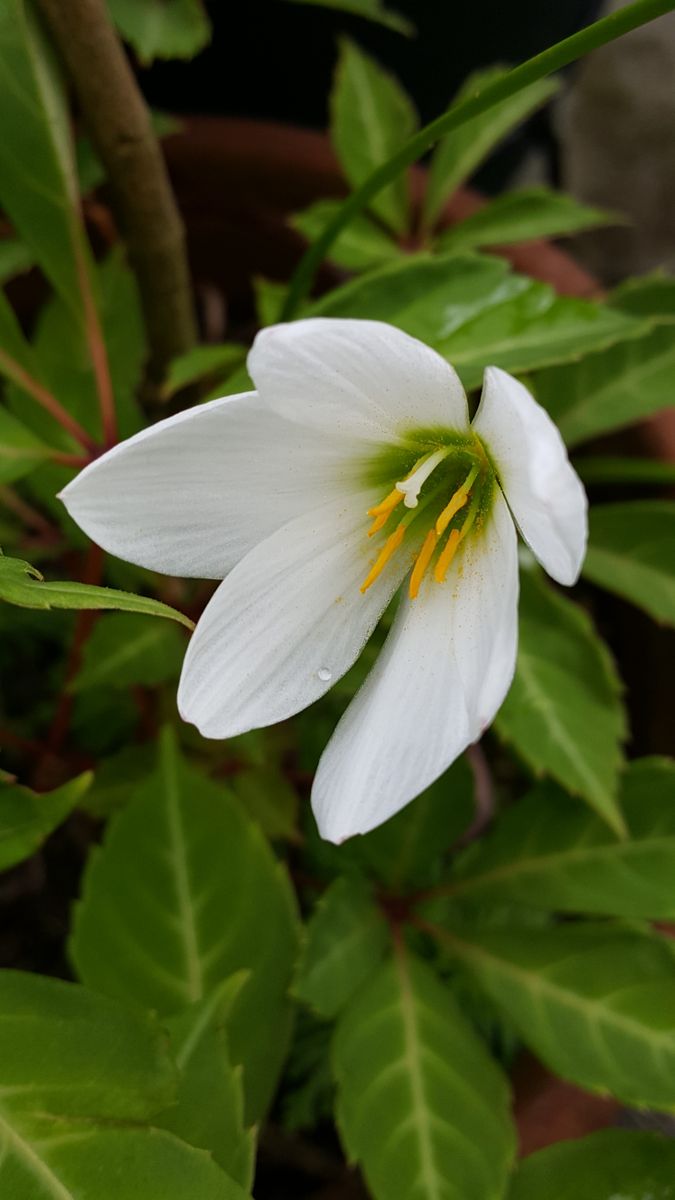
[440,923,675,1111]
[331,38,417,235]
[107,0,211,64]
[424,68,558,229]
[283,0,414,36]
[291,199,401,272]
[496,572,626,833]
[294,876,389,1018]
[71,729,300,1122]
[436,188,620,254]
[448,758,675,918]
[70,612,186,692]
[0,970,248,1200]
[509,1129,675,1200]
[309,252,644,388]
[0,773,91,872]
[333,947,516,1200]
[158,974,256,1189]
[0,551,194,629]
[583,502,675,626]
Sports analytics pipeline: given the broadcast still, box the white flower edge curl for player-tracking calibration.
[59,318,587,843]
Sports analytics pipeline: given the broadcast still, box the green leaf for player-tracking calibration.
[163,344,247,398]
[497,572,626,833]
[424,68,558,229]
[583,502,675,625]
[333,947,516,1200]
[308,252,644,388]
[79,745,157,820]
[437,188,619,253]
[448,758,675,918]
[0,551,193,629]
[331,38,417,235]
[294,877,389,1018]
[0,238,34,283]
[0,407,53,486]
[534,322,675,447]
[71,612,186,693]
[611,271,675,322]
[0,970,248,1200]
[71,729,300,1122]
[159,975,256,1189]
[575,455,675,486]
[441,922,675,1110]
[283,0,414,36]
[0,0,94,319]
[291,199,401,272]
[231,765,299,842]
[0,773,91,872]
[509,1129,675,1200]
[107,0,211,63]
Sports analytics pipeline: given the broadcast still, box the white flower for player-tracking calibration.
[60,319,587,843]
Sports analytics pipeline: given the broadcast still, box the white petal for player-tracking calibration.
[60,392,363,579]
[312,490,519,842]
[473,367,587,585]
[178,491,411,738]
[248,318,469,444]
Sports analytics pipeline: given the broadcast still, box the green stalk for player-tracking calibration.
[281,0,675,320]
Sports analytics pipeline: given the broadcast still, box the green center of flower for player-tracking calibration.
[360,431,495,598]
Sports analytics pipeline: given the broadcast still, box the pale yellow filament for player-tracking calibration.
[434,528,461,583]
[360,525,405,593]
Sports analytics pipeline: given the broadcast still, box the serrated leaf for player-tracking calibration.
[583,502,675,625]
[163,344,247,398]
[439,922,675,1110]
[496,572,626,833]
[71,612,186,692]
[333,948,516,1200]
[294,876,389,1018]
[159,974,256,1189]
[308,252,644,388]
[0,551,193,629]
[509,1129,675,1200]
[448,758,675,918]
[424,68,558,229]
[0,772,91,872]
[291,199,401,272]
[283,0,413,36]
[437,188,619,254]
[107,0,211,63]
[0,971,248,1200]
[331,38,417,235]
[71,729,300,1122]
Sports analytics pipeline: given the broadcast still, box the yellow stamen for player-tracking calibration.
[409,529,438,599]
[367,488,405,518]
[367,511,390,536]
[434,529,460,583]
[435,489,469,537]
[360,525,404,593]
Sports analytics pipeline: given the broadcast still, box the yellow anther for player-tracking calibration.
[435,489,469,537]
[409,529,438,600]
[434,528,460,583]
[367,488,405,518]
[360,525,405,594]
[367,511,390,536]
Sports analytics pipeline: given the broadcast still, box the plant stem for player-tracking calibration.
[281,0,675,319]
[36,0,197,384]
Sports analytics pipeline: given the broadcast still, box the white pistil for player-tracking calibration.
[395,447,450,509]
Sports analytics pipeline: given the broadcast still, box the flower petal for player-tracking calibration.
[178,491,411,738]
[312,490,519,842]
[473,366,587,585]
[248,318,469,443]
[60,392,363,579]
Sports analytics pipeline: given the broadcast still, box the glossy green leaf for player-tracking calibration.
[496,572,626,833]
[575,455,675,486]
[71,729,300,1122]
[0,551,193,628]
[283,0,413,36]
[0,970,247,1200]
[308,252,643,388]
[509,1129,675,1200]
[331,38,417,235]
[159,975,256,1189]
[437,188,619,253]
[424,68,558,228]
[163,344,247,398]
[107,0,211,63]
[583,502,675,625]
[333,948,516,1200]
[0,239,34,283]
[448,758,675,917]
[0,408,52,485]
[294,877,389,1018]
[442,923,675,1110]
[291,199,401,271]
[0,773,91,872]
[71,612,186,693]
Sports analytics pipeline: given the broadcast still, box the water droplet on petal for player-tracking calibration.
[317,667,332,682]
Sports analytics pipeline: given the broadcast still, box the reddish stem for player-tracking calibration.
[74,239,118,448]
[0,486,56,538]
[0,349,97,453]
